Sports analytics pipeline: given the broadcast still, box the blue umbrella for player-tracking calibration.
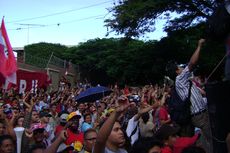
[75,86,112,103]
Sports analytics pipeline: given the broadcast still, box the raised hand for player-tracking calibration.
[198,38,205,47]
[58,130,68,141]
[25,128,33,138]
[115,95,135,118]
[0,108,5,120]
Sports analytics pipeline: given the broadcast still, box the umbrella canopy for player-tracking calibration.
[75,86,112,103]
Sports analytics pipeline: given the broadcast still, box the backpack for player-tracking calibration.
[168,81,192,125]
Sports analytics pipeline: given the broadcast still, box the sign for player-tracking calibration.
[17,70,50,94]
[0,69,50,93]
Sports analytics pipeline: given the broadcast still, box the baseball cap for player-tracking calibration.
[60,113,69,123]
[66,112,81,121]
[39,111,52,118]
[177,64,187,69]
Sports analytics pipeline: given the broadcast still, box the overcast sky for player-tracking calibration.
[0,0,167,47]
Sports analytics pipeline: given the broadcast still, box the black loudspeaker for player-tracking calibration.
[206,81,230,153]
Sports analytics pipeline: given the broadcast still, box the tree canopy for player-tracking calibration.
[24,42,68,58]
[24,34,225,85]
[105,0,222,38]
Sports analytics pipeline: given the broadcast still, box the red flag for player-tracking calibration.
[0,27,7,76]
[0,18,17,84]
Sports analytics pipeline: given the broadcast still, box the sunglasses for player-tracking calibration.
[85,137,97,141]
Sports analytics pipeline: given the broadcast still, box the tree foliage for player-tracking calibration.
[65,36,224,85]
[24,35,225,85]
[24,42,68,59]
[105,0,221,38]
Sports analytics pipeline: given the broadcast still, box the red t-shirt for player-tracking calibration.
[159,106,170,121]
[124,87,130,95]
[161,146,173,153]
[65,129,84,145]
[173,134,199,153]
[56,103,62,113]
[55,125,64,136]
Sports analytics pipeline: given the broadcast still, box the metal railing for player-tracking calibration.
[25,53,48,68]
[24,52,77,70]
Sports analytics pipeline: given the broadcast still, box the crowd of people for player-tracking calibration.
[0,39,229,153]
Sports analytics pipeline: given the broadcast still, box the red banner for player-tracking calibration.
[0,69,50,93]
[17,70,50,93]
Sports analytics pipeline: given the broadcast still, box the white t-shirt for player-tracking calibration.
[126,116,139,145]
[104,147,127,153]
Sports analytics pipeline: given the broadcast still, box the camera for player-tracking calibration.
[128,95,140,104]
[3,104,12,117]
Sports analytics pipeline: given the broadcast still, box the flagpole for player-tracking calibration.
[46,52,54,68]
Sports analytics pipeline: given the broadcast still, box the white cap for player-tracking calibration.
[60,113,68,122]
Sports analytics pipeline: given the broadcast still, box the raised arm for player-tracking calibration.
[43,130,67,153]
[188,39,205,71]
[93,97,131,153]
[5,112,17,140]
[134,104,154,121]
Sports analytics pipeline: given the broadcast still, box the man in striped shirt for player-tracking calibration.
[175,39,213,153]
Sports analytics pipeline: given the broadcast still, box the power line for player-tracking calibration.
[8,14,105,31]
[57,14,105,24]
[6,1,113,24]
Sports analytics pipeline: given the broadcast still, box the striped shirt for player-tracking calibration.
[175,66,207,115]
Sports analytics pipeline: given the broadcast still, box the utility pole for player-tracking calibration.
[17,23,46,44]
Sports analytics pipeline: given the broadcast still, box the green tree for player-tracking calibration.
[105,0,221,38]
[24,42,68,58]
[24,42,69,68]
[24,36,225,85]
[65,38,168,85]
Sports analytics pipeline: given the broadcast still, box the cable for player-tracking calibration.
[56,14,105,25]
[6,0,113,24]
[206,53,227,82]
[8,14,105,31]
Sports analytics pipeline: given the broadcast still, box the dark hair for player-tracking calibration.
[130,137,163,153]
[100,102,107,109]
[84,128,97,138]
[154,124,179,141]
[165,61,178,80]
[77,103,85,107]
[0,135,14,146]
[13,115,24,127]
[99,119,121,129]
[83,113,91,121]
[29,144,46,153]
[181,146,206,153]
[141,112,150,124]
[50,103,57,107]
[0,119,5,125]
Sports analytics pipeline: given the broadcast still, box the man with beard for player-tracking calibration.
[64,111,84,152]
